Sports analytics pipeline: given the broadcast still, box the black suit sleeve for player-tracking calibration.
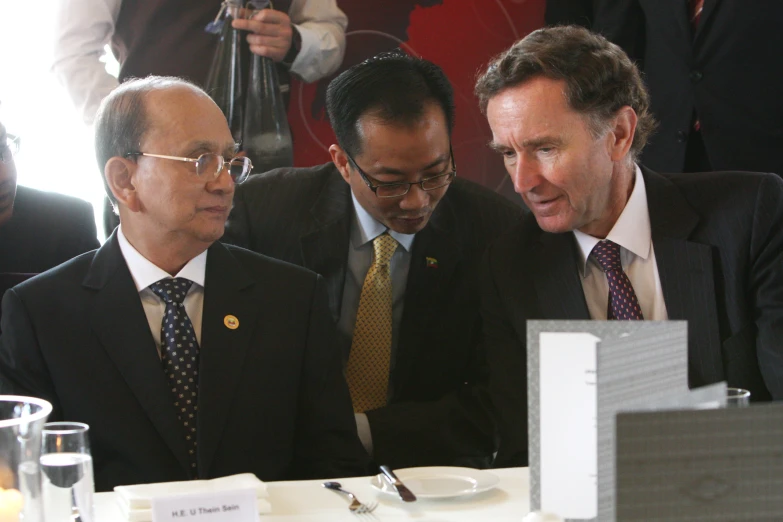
[0,288,63,419]
[479,245,528,468]
[222,185,252,249]
[365,339,497,468]
[750,175,783,399]
[292,275,371,478]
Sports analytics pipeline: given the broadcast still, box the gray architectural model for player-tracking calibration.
[616,403,783,521]
[528,320,693,521]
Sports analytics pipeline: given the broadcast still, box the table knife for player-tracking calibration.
[379,465,417,502]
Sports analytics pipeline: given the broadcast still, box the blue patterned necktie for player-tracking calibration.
[148,277,200,475]
[590,240,645,320]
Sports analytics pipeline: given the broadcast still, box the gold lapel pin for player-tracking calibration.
[426,257,439,269]
[224,315,239,330]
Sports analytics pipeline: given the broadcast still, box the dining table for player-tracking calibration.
[96,466,530,521]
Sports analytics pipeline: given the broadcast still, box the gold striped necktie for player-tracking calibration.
[346,232,399,413]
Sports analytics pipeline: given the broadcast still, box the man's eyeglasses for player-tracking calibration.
[346,146,456,198]
[0,134,20,164]
[124,151,253,184]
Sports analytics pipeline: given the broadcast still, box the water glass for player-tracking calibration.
[726,387,751,408]
[40,422,94,522]
[0,395,52,522]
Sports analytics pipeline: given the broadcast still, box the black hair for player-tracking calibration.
[326,50,455,157]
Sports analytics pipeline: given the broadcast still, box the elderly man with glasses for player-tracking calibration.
[0,77,369,491]
[223,52,523,469]
[0,121,99,274]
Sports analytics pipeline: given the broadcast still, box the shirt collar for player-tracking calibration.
[573,164,651,277]
[350,192,416,252]
[117,226,207,292]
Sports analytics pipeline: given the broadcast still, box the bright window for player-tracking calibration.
[0,2,119,241]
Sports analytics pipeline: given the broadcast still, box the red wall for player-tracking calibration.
[287,0,545,201]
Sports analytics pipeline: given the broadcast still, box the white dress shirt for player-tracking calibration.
[340,193,416,456]
[51,0,348,123]
[117,227,207,356]
[572,165,668,321]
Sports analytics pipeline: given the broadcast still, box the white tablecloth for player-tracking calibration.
[96,467,529,521]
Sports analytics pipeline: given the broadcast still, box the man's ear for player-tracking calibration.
[608,106,638,162]
[329,144,352,184]
[105,156,141,212]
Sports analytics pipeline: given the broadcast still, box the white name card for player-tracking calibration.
[152,489,259,522]
[539,332,599,519]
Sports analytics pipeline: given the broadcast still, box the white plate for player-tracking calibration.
[370,466,500,499]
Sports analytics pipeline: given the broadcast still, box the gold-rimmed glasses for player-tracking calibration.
[125,151,253,184]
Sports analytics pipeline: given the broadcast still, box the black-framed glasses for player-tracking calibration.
[346,145,456,198]
[125,151,253,184]
[0,134,20,164]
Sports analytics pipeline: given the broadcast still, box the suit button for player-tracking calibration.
[690,70,703,83]
[677,130,688,143]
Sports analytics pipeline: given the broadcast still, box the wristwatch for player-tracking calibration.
[282,26,302,69]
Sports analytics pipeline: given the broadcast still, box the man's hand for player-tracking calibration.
[232,9,293,62]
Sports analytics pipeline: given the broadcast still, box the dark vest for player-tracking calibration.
[112,0,292,93]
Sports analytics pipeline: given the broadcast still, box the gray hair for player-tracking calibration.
[475,25,657,162]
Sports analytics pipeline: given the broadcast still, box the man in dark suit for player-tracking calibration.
[474,26,783,467]
[223,52,522,469]
[0,119,99,274]
[0,77,368,491]
[546,0,783,175]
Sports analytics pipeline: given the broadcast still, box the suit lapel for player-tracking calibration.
[671,0,693,48]
[197,242,258,475]
[693,0,719,45]
[300,172,351,322]
[643,167,724,386]
[84,234,192,473]
[532,232,591,320]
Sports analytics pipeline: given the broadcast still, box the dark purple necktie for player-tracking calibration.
[590,240,644,320]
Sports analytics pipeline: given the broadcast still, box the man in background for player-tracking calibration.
[0,117,98,274]
[545,0,783,176]
[53,0,348,236]
[475,25,783,467]
[224,51,522,469]
[0,77,367,491]
[53,0,347,124]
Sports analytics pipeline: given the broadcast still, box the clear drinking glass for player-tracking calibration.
[726,387,751,408]
[40,422,94,522]
[0,395,53,522]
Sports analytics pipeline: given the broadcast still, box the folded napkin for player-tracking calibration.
[114,473,271,521]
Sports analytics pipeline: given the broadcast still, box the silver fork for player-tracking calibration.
[322,481,378,515]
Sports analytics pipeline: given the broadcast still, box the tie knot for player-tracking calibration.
[591,240,623,272]
[149,277,193,305]
[372,233,398,267]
